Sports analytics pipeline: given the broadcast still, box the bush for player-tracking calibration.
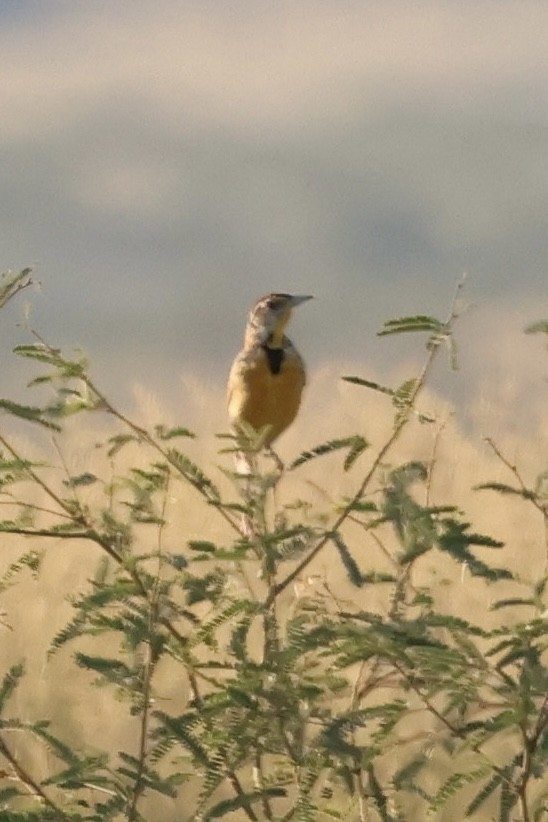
[0,269,546,821]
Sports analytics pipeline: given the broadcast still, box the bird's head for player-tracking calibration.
[245,293,313,347]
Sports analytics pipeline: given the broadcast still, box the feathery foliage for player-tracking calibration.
[0,270,545,820]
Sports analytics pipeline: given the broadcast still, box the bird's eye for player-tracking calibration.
[267,296,285,310]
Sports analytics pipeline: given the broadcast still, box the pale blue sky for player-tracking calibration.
[1,1,547,419]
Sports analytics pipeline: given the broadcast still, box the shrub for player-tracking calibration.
[0,270,546,821]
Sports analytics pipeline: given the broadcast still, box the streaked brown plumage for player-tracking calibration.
[227,293,312,447]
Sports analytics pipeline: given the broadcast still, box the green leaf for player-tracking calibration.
[343,435,368,470]
[116,751,178,798]
[75,654,133,681]
[393,754,430,791]
[187,540,216,553]
[525,320,548,335]
[14,344,88,378]
[344,499,379,513]
[0,787,23,805]
[30,722,80,767]
[330,532,365,587]
[360,572,397,584]
[182,571,226,606]
[63,472,98,488]
[106,433,137,457]
[476,482,536,501]
[437,518,511,581]
[154,424,195,441]
[154,711,211,767]
[0,550,42,592]
[42,753,109,790]
[290,436,368,470]
[429,766,491,814]
[167,448,220,500]
[0,664,24,714]
[0,399,61,431]
[378,315,445,336]
[392,378,418,410]
[14,343,63,363]
[491,597,536,611]
[0,268,33,309]
[367,764,392,822]
[500,775,519,822]
[165,553,188,569]
[203,788,286,819]
[465,770,506,817]
[341,376,394,396]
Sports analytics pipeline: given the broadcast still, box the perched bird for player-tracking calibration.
[227,293,312,454]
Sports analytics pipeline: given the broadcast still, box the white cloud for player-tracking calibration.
[2,1,548,145]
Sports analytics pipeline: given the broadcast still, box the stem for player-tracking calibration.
[0,268,34,309]
[254,751,273,820]
[356,768,369,822]
[0,500,76,521]
[516,694,548,822]
[425,414,450,508]
[0,732,71,821]
[127,482,169,821]
[127,639,157,822]
[517,729,531,822]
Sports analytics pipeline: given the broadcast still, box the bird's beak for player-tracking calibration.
[289,295,313,307]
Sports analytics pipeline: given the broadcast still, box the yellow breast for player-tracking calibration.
[228,346,306,445]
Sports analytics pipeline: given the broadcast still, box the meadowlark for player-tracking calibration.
[227,293,312,458]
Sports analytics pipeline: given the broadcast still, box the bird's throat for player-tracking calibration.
[262,344,284,375]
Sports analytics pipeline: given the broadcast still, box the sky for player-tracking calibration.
[1,0,547,436]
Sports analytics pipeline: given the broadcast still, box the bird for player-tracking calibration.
[227,293,312,461]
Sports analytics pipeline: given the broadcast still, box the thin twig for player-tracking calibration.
[484,436,548,571]
[516,693,548,822]
[357,767,369,822]
[0,499,75,521]
[0,268,34,310]
[254,751,273,820]
[0,732,72,821]
[484,437,547,518]
[425,413,450,508]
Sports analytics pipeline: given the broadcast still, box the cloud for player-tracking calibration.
[3,2,548,143]
[0,1,546,426]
